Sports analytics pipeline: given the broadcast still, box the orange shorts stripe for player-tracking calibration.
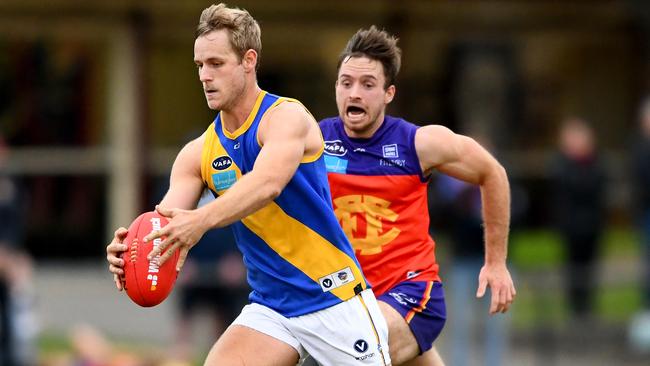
[405,280,434,323]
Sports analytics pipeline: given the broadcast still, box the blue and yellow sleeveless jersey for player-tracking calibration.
[200,91,368,317]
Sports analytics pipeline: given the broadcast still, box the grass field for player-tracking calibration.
[34,227,647,363]
[510,228,643,327]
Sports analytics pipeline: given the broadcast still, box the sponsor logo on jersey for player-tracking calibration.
[382,144,399,158]
[333,195,401,255]
[212,171,237,191]
[354,339,368,353]
[324,155,348,174]
[324,140,348,156]
[388,291,418,306]
[318,266,354,292]
[406,270,421,279]
[353,339,376,360]
[212,156,233,170]
[379,158,406,167]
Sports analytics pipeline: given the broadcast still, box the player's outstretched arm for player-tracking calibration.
[147,102,313,270]
[415,125,516,314]
[103,135,204,274]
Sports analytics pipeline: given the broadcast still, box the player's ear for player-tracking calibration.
[242,49,257,72]
[385,85,396,104]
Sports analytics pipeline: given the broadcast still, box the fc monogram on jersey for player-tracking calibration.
[333,195,401,255]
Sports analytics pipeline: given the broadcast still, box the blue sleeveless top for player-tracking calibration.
[200,91,368,317]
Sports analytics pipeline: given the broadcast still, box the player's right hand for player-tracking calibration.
[106,227,128,291]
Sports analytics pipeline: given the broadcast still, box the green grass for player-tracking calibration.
[510,227,639,269]
[508,227,643,328]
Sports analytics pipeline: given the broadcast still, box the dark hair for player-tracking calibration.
[196,3,262,70]
[336,26,402,88]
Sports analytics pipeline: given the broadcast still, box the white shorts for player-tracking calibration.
[232,289,391,365]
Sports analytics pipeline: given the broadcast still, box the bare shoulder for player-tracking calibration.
[173,132,206,173]
[259,100,315,140]
[415,124,456,145]
[179,133,206,157]
[267,99,315,125]
[415,124,464,173]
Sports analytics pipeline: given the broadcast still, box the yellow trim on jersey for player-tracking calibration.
[201,123,243,195]
[303,127,324,163]
[201,126,216,192]
[254,97,324,163]
[222,90,267,139]
[241,201,366,301]
[255,98,286,148]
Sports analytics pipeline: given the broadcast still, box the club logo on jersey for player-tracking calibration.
[212,156,233,170]
[324,140,348,156]
[318,267,354,292]
[333,195,401,255]
[382,144,399,158]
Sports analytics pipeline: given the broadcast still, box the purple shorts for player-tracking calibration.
[377,281,446,354]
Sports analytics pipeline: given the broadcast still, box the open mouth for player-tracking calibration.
[346,105,366,119]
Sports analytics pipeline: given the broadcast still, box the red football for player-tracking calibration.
[121,211,179,307]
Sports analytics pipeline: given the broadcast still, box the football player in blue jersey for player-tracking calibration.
[106,4,391,366]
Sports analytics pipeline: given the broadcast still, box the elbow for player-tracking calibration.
[259,176,284,201]
[479,161,508,186]
[266,184,282,201]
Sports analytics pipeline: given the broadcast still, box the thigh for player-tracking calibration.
[204,324,300,366]
[379,301,420,363]
[290,289,391,366]
[377,281,446,364]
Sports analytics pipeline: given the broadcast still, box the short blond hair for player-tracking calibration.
[196,3,262,70]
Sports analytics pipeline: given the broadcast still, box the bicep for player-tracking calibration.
[159,137,205,209]
[416,125,498,185]
[254,105,310,188]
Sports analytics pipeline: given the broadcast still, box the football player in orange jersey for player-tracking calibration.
[319,26,516,365]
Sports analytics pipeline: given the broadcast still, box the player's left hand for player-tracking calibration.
[144,205,210,271]
[476,263,516,315]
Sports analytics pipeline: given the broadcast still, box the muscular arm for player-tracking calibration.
[198,102,312,228]
[106,134,205,289]
[416,125,515,313]
[160,135,207,210]
[147,102,317,269]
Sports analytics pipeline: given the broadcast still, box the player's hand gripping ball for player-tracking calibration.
[121,211,179,307]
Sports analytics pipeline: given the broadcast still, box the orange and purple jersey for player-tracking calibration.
[319,115,441,296]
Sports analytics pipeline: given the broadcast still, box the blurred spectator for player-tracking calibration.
[628,96,650,353]
[630,96,650,311]
[0,133,38,366]
[549,117,607,319]
[165,190,249,363]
